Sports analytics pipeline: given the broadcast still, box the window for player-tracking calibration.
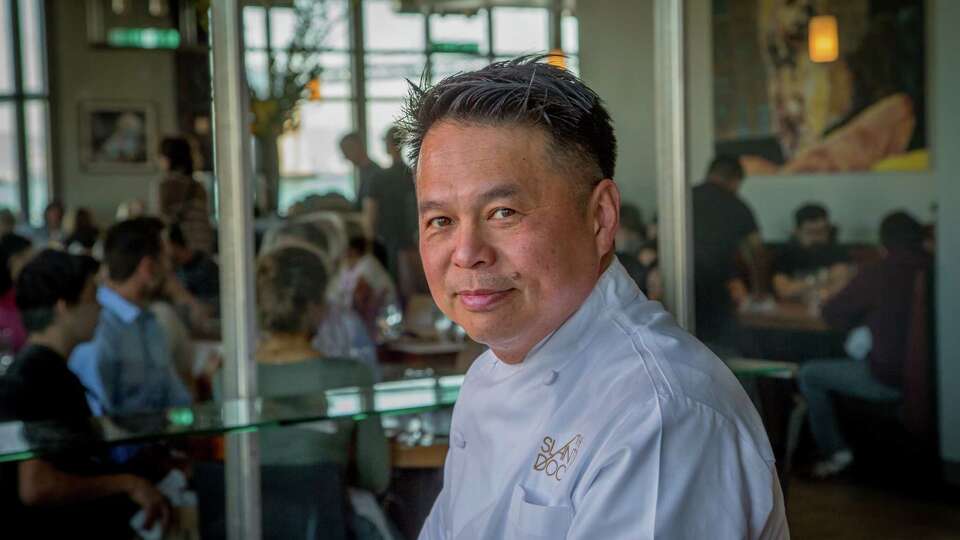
[243,1,355,214]
[0,0,51,224]
[429,10,489,56]
[243,1,579,214]
[277,100,354,209]
[493,8,548,55]
[366,53,424,98]
[0,103,17,211]
[366,100,404,167]
[24,99,48,221]
[363,0,424,51]
[0,2,14,94]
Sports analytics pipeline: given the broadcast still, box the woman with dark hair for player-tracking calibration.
[64,207,101,255]
[154,136,214,254]
[0,234,35,352]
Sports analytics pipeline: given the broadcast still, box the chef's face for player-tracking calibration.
[416,121,619,363]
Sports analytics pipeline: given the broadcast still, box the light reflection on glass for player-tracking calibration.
[375,388,437,412]
[375,378,436,391]
[0,375,465,462]
[439,375,466,388]
[167,408,195,427]
[0,422,25,454]
[326,391,363,417]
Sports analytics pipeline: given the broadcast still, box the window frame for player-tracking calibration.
[0,0,52,225]
[242,2,579,214]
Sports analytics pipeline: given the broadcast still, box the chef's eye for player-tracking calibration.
[427,216,453,229]
[490,208,516,220]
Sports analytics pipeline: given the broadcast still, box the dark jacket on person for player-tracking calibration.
[821,248,932,388]
[0,345,136,539]
[160,172,214,254]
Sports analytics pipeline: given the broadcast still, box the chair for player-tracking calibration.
[831,268,939,481]
[194,461,350,540]
[902,269,937,442]
[725,358,805,497]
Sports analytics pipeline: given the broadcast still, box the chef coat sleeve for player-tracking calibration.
[566,402,789,540]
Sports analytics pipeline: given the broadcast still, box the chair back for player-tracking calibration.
[194,461,350,540]
[902,269,937,442]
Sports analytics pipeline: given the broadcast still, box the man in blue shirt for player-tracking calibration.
[0,250,171,537]
[70,218,191,415]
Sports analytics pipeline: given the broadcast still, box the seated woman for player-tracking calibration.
[260,218,380,378]
[219,245,390,492]
[0,234,35,353]
[63,207,101,257]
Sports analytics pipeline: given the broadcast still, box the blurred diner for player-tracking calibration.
[0,1,956,539]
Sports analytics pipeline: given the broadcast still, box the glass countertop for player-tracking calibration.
[0,358,799,464]
[0,375,465,463]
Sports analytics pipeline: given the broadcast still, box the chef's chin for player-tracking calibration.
[455,316,518,350]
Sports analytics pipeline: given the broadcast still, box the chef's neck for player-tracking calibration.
[491,255,612,364]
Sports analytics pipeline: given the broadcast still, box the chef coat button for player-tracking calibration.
[451,430,466,449]
[543,370,559,386]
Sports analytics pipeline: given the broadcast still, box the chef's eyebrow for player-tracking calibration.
[418,183,521,214]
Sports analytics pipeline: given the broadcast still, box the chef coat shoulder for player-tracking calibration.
[462,259,775,466]
[433,261,786,539]
[588,264,777,466]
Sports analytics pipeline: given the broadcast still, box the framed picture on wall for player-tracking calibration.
[712,0,927,176]
[79,101,158,173]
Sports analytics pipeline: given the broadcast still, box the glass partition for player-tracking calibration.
[0,376,463,463]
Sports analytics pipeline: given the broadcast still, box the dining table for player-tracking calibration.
[738,299,831,333]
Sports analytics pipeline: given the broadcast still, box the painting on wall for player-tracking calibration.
[80,101,157,173]
[712,0,927,175]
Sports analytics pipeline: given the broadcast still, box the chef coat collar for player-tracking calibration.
[488,257,644,378]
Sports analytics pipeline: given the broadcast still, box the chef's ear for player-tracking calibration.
[588,179,620,256]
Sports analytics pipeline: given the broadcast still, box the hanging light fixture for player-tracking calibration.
[306,78,322,101]
[808,15,839,63]
[111,0,127,15]
[547,48,566,69]
[149,0,169,17]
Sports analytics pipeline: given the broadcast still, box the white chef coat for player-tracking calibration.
[419,259,789,540]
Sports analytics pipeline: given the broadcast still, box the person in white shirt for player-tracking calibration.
[402,56,789,539]
[330,232,399,331]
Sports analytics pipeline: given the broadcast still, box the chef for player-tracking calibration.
[403,56,789,539]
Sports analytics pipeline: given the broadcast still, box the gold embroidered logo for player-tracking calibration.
[533,434,583,481]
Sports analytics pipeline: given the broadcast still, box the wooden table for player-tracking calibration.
[738,301,830,333]
[378,338,467,368]
[391,440,448,469]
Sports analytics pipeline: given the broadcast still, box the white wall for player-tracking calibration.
[49,0,178,224]
[577,0,658,221]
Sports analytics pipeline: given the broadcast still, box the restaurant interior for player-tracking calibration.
[0,0,958,538]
